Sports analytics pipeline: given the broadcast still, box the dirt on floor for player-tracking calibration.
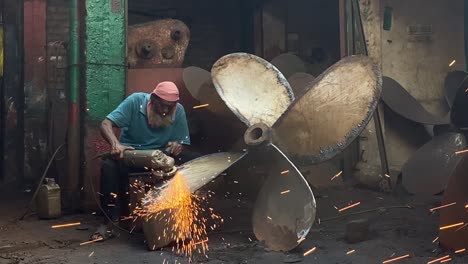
[0,182,467,264]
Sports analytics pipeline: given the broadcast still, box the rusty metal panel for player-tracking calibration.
[1,0,24,185]
[127,19,190,68]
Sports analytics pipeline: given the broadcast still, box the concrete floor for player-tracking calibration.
[1,184,467,264]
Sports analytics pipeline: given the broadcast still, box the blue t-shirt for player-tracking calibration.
[106,92,191,150]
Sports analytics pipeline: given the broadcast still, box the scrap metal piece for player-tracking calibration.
[127,19,190,68]
[381,76,449,125]
[444,71,468,108]
[451,76,468,129]
[211,53,294,127]
[287,72,315,99]
[252,144,316,251]
[270,53,307,79]
[439,154,468,250]
[177,152,246,192]
[401,133,466,195]
[272,55,381,165]
[182,66,210,101]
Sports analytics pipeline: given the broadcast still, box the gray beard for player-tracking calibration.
[149,112,173,128]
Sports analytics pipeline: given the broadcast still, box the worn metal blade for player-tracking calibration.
[451,76,468,129]
[402,133,466,195]
[444,70,468,108]
[272,55,381,165]
[252,144,316,251]
[382,76,449,125]
[177,152,246,192]
[287,72,315,99]
[439,154,468,250]
[211,53,294,127]
[182,66,211,101]
[271,53,306,79]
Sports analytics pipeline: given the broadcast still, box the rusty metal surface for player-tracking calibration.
[287,72,315,99]
[451,77,468,129]
[272,55,381,165]
[382,76,449,125]
[401,133,466,195]
[444,71,468,108]
[177,152,246,192]
[211,53,294,127]
[182,66,210,101]
[439,154,468,250]
[127,19,190,68]
[270,53,306,79]
[252,144,316,251]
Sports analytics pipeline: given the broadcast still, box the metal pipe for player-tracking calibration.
[353,0,391,187]
[66,0,80,211]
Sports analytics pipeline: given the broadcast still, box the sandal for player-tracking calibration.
[90,224,114,241]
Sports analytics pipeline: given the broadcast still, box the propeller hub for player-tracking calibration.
[244,123,271,147]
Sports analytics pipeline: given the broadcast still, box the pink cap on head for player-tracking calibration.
[152,81,180,102]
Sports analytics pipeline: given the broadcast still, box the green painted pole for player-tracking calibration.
[67,0,80,211]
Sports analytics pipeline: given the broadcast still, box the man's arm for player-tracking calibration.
[100,118,134,159]
[100,118,120,147]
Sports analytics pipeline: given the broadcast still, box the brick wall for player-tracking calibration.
[129,0,246,70]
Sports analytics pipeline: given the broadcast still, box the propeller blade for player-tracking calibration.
[272,55,381,165]
[270,53,307,79]
[381,76,449,125]
[182,66,211,101]
[444,70,468,108]
[451,76,468,129]
[252,144,316,251]
[401,133,466,195]
[211,53,294,127]
[287,72,315,99]
[439,154,468,250]
[177,152,247,192]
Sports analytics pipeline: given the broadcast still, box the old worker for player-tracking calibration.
[91,81,192,241]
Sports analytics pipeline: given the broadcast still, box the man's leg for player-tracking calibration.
[100,158,127,223]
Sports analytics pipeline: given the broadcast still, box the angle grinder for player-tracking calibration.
[100,149,178,179]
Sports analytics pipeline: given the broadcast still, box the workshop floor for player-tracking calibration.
[1,185,467,264]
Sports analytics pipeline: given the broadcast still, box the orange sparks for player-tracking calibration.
[193,104,209,109]
[430,202,456,212]
[303,247,317,256]
[440,222,464,230]
[465,87,468,93]
[281,170,289,174]
[455,248,465,254]
[455,223,468,232]
[297,237,306,244]
[346,250,356,255]
[338,202,361,212]
[382,254,410,263]
[267,216,272,220]
[133,172,220,258]
[330,171,343,181]
[281,190,291,195]
[465,204,468,209]
[455,149,468,155]
[449,60,456,67]
[110,192,118,198]
[80,237,103,246]
[51,222,81,229]
[440,258,452,263]
[432,237,439,243]
[427,255,450,264]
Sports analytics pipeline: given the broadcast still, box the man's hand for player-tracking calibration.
[166,141,183,156]
[111,143,135,159]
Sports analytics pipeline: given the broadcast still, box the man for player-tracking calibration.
[91,81,192,241]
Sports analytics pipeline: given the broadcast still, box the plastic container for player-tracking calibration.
[36,178,61,219]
